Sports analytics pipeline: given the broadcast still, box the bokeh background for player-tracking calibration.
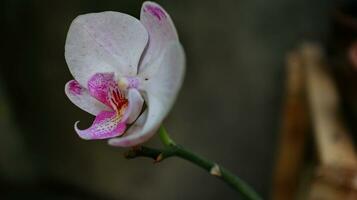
[0,0,336,199]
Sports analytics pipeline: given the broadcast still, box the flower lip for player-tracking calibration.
[87,73,117,108]
[75,110,127,140]
[73,74,145,140]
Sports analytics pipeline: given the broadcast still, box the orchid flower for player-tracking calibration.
[64,1,185,147]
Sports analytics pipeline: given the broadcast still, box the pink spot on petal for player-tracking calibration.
[75,111,127,140]
[69,80,82,95]
[145,5,166,20]
[127,77,140,88]
[87,73,116,107]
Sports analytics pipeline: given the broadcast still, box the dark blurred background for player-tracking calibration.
[0,0,336,199]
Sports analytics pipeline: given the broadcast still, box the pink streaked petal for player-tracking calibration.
[68,80,82,95]
[65,80,111,115]
[139,2,179,76]
[108,42,185,147]
[65,11,148,86]
[122,88,144,124]
[87,73,116,107]
[75,111,126,140]
[108,109,149,147]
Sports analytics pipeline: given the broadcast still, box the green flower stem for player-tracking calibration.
[158,126,176,146]
[124,126,262,200]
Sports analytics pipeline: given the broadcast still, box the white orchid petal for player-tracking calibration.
[143,42,185,106]
[122,88,144,124]
[65,11,149,87]
[65,80,110,115]
[108,42,185,147]
[139,1,179,76]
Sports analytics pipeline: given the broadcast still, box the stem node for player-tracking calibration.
[123,125,262,200]
[210,164,222,177]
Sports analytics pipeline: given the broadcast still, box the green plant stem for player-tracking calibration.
[124,126,262,200]
[158,126,176,146]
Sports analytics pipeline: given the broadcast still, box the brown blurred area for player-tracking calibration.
[273,1,357,200]
[0,0,335,199]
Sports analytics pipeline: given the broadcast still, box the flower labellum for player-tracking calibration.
[64,1,185,147]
